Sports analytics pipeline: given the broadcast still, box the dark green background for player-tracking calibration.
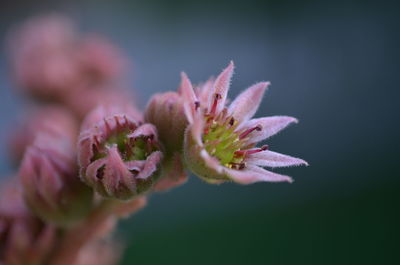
[0,1,398,264]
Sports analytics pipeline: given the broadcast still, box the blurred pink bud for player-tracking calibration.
[0,179,58,265]
[18,113,93,226]
[182,62,308,184]
[62,86,134,121]
[7,14,80,101]
[7,14,130,104]
[76,35,128,85]
[78,105,163,200]
[8,106,78,162]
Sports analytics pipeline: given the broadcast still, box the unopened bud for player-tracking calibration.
[0,179,58,265]
[78,105,163,200]
[18,112,93,226]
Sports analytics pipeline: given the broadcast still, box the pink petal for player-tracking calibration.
[195,77,214,104]
[241,116,298,142]
[85,158,107,186]
[208,61,234,114]
[225,165,293,184]
[189,114,205,147]
[247,150,308,168]
[128,123,158,140]
[125,160,146,171]
[136,151,162,180]
[228,82,269,123]
[180,72,198,124]
[103,146,134,195]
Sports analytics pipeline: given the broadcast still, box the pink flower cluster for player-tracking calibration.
[0,14,308,265]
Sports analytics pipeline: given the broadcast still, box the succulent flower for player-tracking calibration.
[76,35,127,85]
[182,61,308,184]
[145,90,187,155]
[7,14,128,105]
[6,14,79,101]
[8,106,78,162]
[0,179,58,265]
[145,80,190,191]
[18,110,93,226]
[78,105,163,200]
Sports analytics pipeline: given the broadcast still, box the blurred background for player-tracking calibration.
[0,0,398,264]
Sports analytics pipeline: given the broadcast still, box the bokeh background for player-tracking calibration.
[0,0,398,264]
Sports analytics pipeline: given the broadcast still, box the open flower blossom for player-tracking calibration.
[182,61,308,184]
[78,105,163,200]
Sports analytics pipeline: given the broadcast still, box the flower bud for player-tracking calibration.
[145,91,186,155]
[18,112,93,226]
[76,35,127,85]
[78,105,163,200]
[0,179,58,265]
[7,14,79,102]
[8,106,78,162]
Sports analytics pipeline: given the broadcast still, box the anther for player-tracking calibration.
[229,117,235,126]
[261,145,269,151]
[194,101,200,110]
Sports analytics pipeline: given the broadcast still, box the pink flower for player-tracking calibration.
[8,106,78,162]
[78,105,163,200]
[182,61,308,184]
[7,14,79,101]
[7,14,128,104]
[145,90,187,155]
[145,82,190,191]
[76,35,127,85]
[18,111,93,226]
[0,179,57,265]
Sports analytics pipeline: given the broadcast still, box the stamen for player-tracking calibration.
[239,125,262,139]
[210,93,222,115]
[234,145,268,157]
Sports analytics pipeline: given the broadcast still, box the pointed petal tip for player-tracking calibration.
[180,71,188,80]
[223,60,235,75]
[259,81,271,89]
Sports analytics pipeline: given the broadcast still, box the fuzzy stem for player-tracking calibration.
[50,199,119,265]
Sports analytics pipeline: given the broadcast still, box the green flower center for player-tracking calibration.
[92,118,157,163]
[203,117,246,169]
[201,94,265,170]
